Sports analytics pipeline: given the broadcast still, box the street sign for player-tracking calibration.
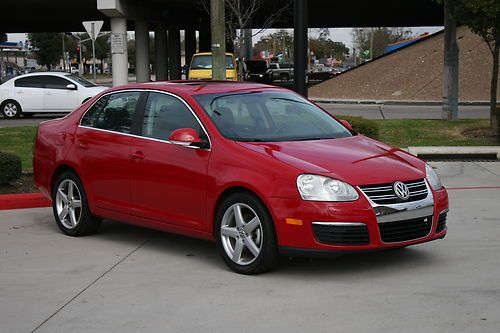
[82,20,103,83]
[111,33,125,54]
[82,21,103,40]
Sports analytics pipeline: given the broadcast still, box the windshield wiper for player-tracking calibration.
[269,97,311,106]
[234,138,265,142]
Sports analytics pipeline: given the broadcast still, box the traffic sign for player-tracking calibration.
[82,21,104,40]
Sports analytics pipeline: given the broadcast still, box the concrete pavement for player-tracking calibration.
[1,162,500,332]
[319,103,490,119]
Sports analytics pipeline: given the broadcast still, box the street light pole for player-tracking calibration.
[61,33,66,72]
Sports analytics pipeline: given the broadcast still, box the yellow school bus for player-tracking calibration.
[188,52,238,81]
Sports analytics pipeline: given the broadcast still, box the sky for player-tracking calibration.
[7,27,443,49]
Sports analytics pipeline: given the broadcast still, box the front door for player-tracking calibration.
[130,92,210,229]
[42,75,79,112]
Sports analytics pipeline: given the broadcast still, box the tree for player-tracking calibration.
[28,33,62,70]
[309,29,349,61]
[351,28,413,60]
[253,29,293,62]
[436,0,500,135]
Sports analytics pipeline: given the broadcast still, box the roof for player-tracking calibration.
[107,80,284,96]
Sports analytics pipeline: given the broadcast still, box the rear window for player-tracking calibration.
[191,55,235,70]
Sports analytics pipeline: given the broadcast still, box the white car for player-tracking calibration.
[0,72,107,119]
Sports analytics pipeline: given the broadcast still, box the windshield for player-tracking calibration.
[194,91,352,142]
[66,74,95,87]
[191,55,235,70]
[245,61,268,72]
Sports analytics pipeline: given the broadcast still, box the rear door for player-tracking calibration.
[76,90,142,214]
[42,75,80,112]
[12,76,45,111]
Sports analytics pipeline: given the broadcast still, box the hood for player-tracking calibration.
[236,135,425,185]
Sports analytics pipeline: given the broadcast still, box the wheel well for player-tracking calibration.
[1,99,21,108]
[51,165,78,195]
[212,186,267,236]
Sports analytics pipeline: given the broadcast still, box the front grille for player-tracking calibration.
[313,223,369,245]
[436,211,447,232]
[379,215,432,243]
[360,179,428,205]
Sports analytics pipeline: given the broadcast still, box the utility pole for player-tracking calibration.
[211,0,226,80]
[293,0,308,97]
[442,4,459,120]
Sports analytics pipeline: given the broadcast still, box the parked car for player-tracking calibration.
[0,72,107,118]
[188,52,238,81]
[308,65,336,82]
[33,81,449,274]
[269,62,294,81]
[243,60,272,83]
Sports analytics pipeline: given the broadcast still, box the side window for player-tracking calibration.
[81,91,140,134]
[142,92,201,141]
[14,76,45,88]
[42,76,73,89]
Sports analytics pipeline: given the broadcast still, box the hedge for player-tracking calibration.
[338,115,379,139]
[0,151,22,184]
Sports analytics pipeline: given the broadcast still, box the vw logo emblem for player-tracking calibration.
[393,181,410,200]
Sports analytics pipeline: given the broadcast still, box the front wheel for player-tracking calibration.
[215,192,278,274]
[1,100,21,119]
[52,172,101,236]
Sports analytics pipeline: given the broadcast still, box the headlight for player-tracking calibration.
[425,164,442,190]
[297,174,359,201]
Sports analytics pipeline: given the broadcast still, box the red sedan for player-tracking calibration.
[33,81,448,274]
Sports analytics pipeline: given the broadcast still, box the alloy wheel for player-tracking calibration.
[3,103,18,118]
[220,203,263,265]
[55,179,83,229]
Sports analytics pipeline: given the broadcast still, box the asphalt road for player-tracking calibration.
[1,162,499,332]
[0,104,489,128]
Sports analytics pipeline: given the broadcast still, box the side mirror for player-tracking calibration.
[169,128,206,148]
[66,83,77,90]
[340,119,353,130]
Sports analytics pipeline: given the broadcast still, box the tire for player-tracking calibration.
[1,100,21,119]
[52,171,101,236]
[22,112,35,118]
[215,192,278,274]
[280,73,290,81]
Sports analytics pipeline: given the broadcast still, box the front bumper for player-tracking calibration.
[267,185,448,254]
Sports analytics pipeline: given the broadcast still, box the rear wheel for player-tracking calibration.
[1,100,21,119]
[280,73,290,81]
[215,192,278,274]
[52,172,101,236]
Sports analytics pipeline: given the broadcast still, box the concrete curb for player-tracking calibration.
[310,98,490,106]
[0,193,51,210]
[406,146,500,159]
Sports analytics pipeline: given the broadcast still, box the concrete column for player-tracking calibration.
[110,17,128,86]
[293,0,308,97]
[185,29,197,70]
[442,5,459,120]
[168,27,181,80]
[211,0,226,80]
[135,19,150,83]
[155,23,168,81]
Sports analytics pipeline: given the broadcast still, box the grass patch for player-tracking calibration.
[0,126,37,171]
[0,119,497,173]
[374,119,498,147]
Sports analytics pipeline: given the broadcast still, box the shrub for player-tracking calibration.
[0,151,22,184]
[338,115,379,139]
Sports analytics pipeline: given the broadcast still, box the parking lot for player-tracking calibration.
[1,161,499,333]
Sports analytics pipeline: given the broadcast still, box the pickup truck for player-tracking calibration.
[269,63,294,81]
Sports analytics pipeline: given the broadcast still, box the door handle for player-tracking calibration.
[78,143,89,151]
[131,151,145,160]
